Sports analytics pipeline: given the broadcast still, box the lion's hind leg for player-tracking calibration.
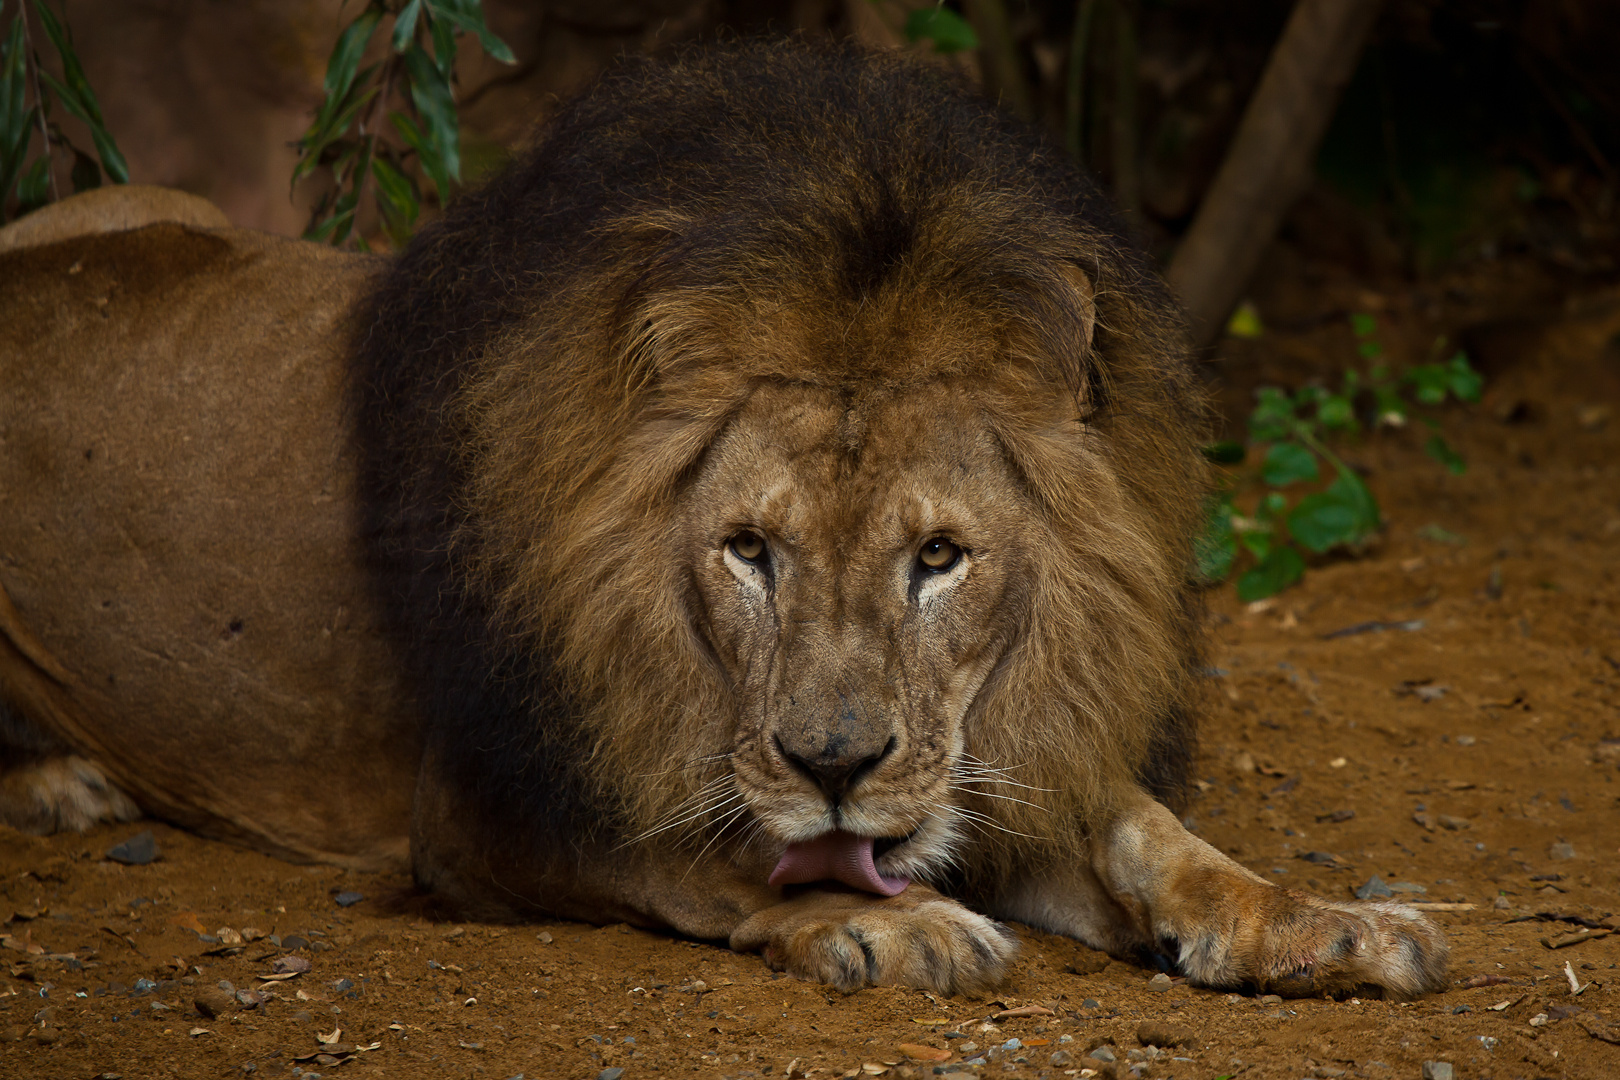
[731,885,1018,996]
[994,791,1447,1000]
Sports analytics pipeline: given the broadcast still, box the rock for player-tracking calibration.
[1421,1063,1454,1080]
[1437,815,1471,831]
[1135,1022,1194,1048]
[273,955,312,975]
[235,989,264,1009]
[1354,875,1394,900]
[1145,972,1173,991]
[1049,1050,1072,1067]
[105,831,159,865]
[193,987,236,1019]
[596,1071,626,1080]
[281,935,310,951]
[333,891,364,907]
[1087,1045,1117,1062]
[1548,842,1576,861]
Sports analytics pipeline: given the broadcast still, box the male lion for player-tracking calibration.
[0,42,1445,998]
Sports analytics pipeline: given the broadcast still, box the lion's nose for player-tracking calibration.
[773,722,895,805]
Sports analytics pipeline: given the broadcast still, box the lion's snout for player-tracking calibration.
[771,705,896,805]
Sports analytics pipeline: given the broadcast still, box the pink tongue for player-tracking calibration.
[769,831,910,897]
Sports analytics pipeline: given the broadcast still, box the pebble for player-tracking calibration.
[193,987,236,1019]
[1048,1050,1072,1067]
[333,891,364,907]
[1420,1063,1454,1080]
[1145,972,1173,991]
[1135,1022,1194,1048]
[1087,1046,1116,1062]
[597,1069,624,1080]
[1355,875,1394,899]
[1478,1035,1498,1051]
[1548,842,1576,861]
[105,831,159,866]
[274,956,312,975]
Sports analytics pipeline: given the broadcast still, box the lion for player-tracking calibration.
[0,41,1446,999]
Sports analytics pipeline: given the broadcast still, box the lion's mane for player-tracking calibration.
[354,42,1207,886]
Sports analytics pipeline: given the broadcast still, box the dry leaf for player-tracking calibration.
[189,1027,212,1037]
[167,912,207,935]
[911,1017,951,1025]
[317,1026,342,1045]
[896,1043,951,1062]
[993,1004,1055,1019]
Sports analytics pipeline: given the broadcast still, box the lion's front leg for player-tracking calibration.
[731,884,1017,996]
[992,790,1447,999]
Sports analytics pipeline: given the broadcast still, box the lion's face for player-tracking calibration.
[682,379,1036,881]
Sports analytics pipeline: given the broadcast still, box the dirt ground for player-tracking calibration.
[3,262,1618,1080]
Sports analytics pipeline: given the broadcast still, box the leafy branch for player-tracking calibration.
[293,0,513,248]
[1,0,127,223]
[1198,315,1483,601]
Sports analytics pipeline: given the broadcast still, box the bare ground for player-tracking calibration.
[3,274,1618,1080]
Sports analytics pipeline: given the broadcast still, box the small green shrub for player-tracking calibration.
[1198,315,1483,602]
[294,0,513,248]
[0,0,126,223]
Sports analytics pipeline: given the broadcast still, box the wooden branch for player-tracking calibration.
[1166,0,1384,348]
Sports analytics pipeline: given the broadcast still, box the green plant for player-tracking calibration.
[294,0,514,248]
[1198,315,1483,602]
[903,5,979,54]
[0,0,127,223]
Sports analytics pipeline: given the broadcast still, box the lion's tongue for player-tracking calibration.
[768,831,910,897]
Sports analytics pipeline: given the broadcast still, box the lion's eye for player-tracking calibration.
[728,531,768,564]
[917,537,962,573]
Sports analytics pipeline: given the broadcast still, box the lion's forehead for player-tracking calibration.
[710,382,1018,546]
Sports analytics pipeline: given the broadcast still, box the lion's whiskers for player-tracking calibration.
[678,801,752,885]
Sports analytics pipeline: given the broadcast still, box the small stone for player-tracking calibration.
[1048,1050,1072,1067]
[193,987,236,1019]
[235,990,264,1009]
[1492,895,1511,909]
[215,928,243,945]
[1454,734,1476,746]
[1135,1022,1194,1048]
[1478,1035,1497,1051]
[1421,1062,1454,1080]
[281,935,310,951]
[131,978,157,996]
[241,927,266,942]
[1354,875,1393,900]
[1087,1046,1116,1062]
[596,1070,625,1080]
[1258,994,1283,1005]
[1548,841,1576,861]
[273,955,312,975]
[1387,881,1427,894]
[105,831,159,865]
[536,931,553,944]
[1080,998,1100,1009]
[334,891,364,908]
[1145,972,1173,991]
[1437,815,1471,831]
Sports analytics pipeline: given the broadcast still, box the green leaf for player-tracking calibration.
[1446,351,1482,402]
[32,0,125,182]
[1258,490,1288,519]
[1357,338,1383,359]
[1424,434,1466,475]
[1237,546,1304,602]
[425,0,516,63]
[1317,393,1355,431]
[1239,527,1271,561]
[292,79,379,190]
[430,10,456,80]
[1350,312,1377,338]
[1195,499,1237,583]
[69,145,99,192]
[1,21,31,208]
[1201,440,1245,465]
[1248,386,1294,442]
[401,42,459,191]
[16,152,49,212]
[1224,299,1264,339]
[392,0,423,52]
[903,7,979,54]
[1287,471,1379,553]
[324,7,382,102]
[391,109,449,200]
[1261,441,1318,486]
[370,153,419,244]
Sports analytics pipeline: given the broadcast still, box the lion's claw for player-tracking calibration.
[733,886,1016,995]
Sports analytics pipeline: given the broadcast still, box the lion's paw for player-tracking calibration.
[1180,889,1448,1000]
[0,755,140,834]
[731,886,1016,995]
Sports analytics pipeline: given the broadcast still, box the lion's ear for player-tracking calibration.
[1058,261,1097,355]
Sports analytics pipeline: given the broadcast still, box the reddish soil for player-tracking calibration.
[3,270,1618,1080]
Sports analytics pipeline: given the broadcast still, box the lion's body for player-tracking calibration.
[0,43,1447,999]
